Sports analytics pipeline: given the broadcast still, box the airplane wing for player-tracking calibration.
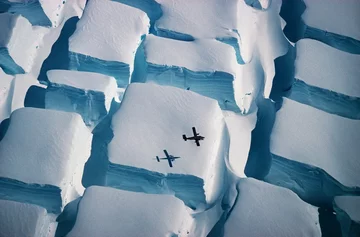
[195,140,200,146]
[192,127,197,136]
[167,158,173,168]
[163,150,169,157]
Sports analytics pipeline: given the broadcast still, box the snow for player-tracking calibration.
[0,13,48,74]
[0,108,92,211]
[334,196,360,223]
[107,83,228,208]
[46,70,117,126]
[223,110,257,177]
[271,98,360,188]
[302,0,360,41]
[0,68,14,122]
[0,199,55,237]
[68,186,194,237]
[295,39,360,97]
[223,178,321,237]
[68,0,149,87]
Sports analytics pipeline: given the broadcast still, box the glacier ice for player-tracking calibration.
[68,0,150,88]
[0,108,92,213]
[0,68,14,122]
[0,13,48,74]
[136,34,243,112]
[0,199,56,237]
[334,196,360,237]
[68,186,195,237]
[223,178,321,237]
[106,83,228,210]
[45,70,117,127]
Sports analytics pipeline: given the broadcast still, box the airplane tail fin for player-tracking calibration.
[182,135,187,141]
[156,156,160,162]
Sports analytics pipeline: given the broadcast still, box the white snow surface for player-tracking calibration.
[67,186,194,237]
[296,39,360,97]
[271,98,360,188]
[302,0,360,41]
[223,110,257,177]
[0,108,92,191]
[69,0,149,66]
[334,196,360,223]
[223,178,321,237]
[47,70,117,111]
[0,13,48,73]
[0,199,54,237]
[145,34,238,75]
[154,0,239,40]
[109,83,227,203]
[0,68,14,122]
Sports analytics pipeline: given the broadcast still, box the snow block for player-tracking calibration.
[0,108,92,213]
[45,70,117,127]
[0,199,56,237]
[0,13,47,75]
[269,98,360,201]
[138,35,243,112]
[223,178,321,237]
[68,186,194,237]
[0,68,14,122]
[4,0,68,27]
[69,0,150,88]
[106,83,228,209]
[302,0,360,41]
[334,196,360,237]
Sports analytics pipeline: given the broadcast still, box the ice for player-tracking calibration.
[68,186,194,237]
[137,34,243,112]
[68,0,150,87]
[295,39,360,98]
[270,98,360,189]
[107,83,228,209]
[334,196,360,237]
[223,178,321,237]
[0,108,92,213]
[0,68,14,122]
[0,199,56,237]
[302,0,360,41]
[5,0,70,27]
[0,13,48,74]
[45,70,117,126]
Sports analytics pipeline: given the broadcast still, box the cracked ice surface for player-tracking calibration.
[68,186,194,237]
[107,83,228,209]
[69,0,150,87]
[0,199,56,237]
[223,178,321,237]
[302,0,360,41]
[271,98,360,188]
[0,108,92,213]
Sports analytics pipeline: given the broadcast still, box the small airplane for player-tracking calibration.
[183,127,204,146]
[156,150,180,168]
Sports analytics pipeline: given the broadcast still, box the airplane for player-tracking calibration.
[156,150,180,168]
[183,127,204,146]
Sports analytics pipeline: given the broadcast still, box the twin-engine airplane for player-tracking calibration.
[156,150,180,168]
[183,127,204,146]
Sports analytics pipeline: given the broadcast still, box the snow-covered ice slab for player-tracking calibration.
[302,0,360,41]
[45,70,117,127]
[0,199,56,237]
[139,35,242,112]
[0,108,92,213]
[0,68,14,122]
[68,186,194,237]
[106,83,228,209]
[271,98,360,189]
[69,0,149,88]
[295,39,360,98]
[334,196,360,237]
[5,0,70,27]
[0,13,47,75]
[223,178,321,237]
[153,0,242,63]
